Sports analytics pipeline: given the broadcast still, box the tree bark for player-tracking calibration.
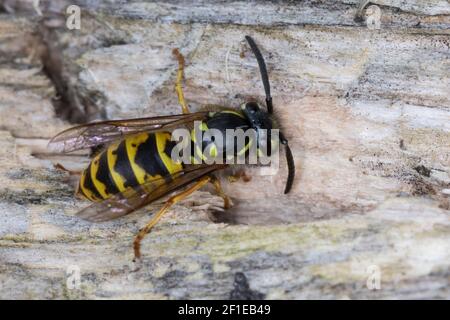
[0,0,449,299]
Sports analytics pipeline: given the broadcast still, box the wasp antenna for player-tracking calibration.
[283,143,295,194]
[245,35,273,114]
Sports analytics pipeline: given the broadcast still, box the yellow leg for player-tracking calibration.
[172,48,190,114]
[209,175,231,209]
[133,175,211,261]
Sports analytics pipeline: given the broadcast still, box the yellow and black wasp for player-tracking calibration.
[49,36,295,261]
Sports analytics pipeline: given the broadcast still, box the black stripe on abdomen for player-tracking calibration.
[84,163,102,200]
[134,133,171,182]
[113,140,139,189]
[95,151,120,196]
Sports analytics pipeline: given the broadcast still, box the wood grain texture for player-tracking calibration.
[0,0,449,299]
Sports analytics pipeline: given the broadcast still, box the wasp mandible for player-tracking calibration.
[49,36,296,261]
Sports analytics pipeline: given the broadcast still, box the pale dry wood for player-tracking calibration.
[0,1,449,299]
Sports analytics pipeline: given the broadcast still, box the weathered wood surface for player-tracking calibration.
[0,0,449,299]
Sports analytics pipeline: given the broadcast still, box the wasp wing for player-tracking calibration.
[48,112,209,153]
[76,164,226,222]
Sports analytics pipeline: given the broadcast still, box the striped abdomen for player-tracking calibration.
[78,132,182,201]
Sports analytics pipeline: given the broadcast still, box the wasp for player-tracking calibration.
[49,36,295,261]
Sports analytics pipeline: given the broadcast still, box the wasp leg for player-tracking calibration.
[54,163,84,199]
[54,163,81,175]
[172,48,190,114]
[227,170,251,183]
[209,175,231,209]
[133,175,211,261]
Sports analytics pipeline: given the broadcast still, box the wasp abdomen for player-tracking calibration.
[79,132,182,201]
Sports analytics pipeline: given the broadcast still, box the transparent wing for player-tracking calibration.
[48,112,209,153]
[76,164,226,222]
